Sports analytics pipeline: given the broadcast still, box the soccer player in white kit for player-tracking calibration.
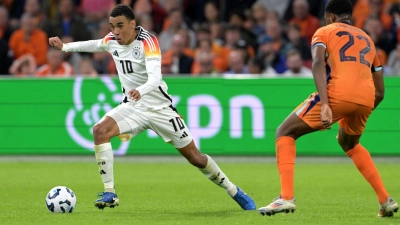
[49,4,255,210]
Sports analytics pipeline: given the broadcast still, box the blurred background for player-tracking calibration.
[0,0,399,156]
[1,0,400,77]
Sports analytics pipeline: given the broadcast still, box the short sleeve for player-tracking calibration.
[371,53,382,72]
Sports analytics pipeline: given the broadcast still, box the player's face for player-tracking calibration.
[109,16,136,45]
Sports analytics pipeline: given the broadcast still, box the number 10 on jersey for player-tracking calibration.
[120,60,134,74]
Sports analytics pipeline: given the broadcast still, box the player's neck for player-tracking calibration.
[336,19,352,25]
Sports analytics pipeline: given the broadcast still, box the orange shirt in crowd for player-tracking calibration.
[289,14,320,43]
[35,62,74,77]
[353,0,393,30]
[9,28,48,65]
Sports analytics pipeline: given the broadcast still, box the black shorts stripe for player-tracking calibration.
[159,86,178,113]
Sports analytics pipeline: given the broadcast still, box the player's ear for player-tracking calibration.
[131,19,136,29]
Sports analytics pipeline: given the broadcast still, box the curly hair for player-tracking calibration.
[325,0,353,16]
[110,4,135,20]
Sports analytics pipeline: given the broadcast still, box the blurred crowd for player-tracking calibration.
[1,0,400,78]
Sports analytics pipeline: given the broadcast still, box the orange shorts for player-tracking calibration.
[294,92,373,135]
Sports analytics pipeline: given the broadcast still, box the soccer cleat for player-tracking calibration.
[232,186,256,210]
[94,192,119,209]
[378,197,399,218]
[258,196,296,216]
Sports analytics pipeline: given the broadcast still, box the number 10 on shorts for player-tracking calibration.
[169,117,185,132]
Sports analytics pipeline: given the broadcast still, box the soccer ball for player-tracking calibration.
[45,186,77,213]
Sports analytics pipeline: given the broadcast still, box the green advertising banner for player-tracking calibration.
[0,77,399,155]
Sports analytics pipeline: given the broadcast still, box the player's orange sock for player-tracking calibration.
[346,144,389,204]
[276,136,296,200]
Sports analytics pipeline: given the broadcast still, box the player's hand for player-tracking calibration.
[321,103,332,129]
[128,89,141,101]
[49,37,63,50]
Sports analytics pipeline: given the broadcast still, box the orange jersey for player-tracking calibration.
[311,22,381,108]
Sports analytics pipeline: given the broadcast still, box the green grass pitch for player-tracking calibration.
[1,157,399,225]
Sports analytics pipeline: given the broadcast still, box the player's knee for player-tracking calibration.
[337,138,357,152]
[92,123,110,139]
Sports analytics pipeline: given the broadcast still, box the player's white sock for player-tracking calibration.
[94,143,115,193]
[199,154,238,197]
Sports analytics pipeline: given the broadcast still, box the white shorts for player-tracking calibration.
[105,103,192,149]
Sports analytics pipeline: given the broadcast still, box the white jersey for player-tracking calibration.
[62,26,172,110]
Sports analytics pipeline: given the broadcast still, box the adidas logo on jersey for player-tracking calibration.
[112,50,119,57]
[180,131,188,139]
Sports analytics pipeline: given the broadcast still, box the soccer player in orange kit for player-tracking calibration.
[258,0,398,218]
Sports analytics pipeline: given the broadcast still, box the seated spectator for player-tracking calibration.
[282,49,312,77]
[9,13,48,66]
[256,0,291,19]
[289,0,320,43]
[44,0,91,42]
[162,34,194,75]
[9,54,36,76]
[177,29,195,58]
[248,57,265,74]
[159,8,196,52]
[0,6,14,42]
[24,0,46,29]
[204,1,220,24]
[35,49,74,77]
[248,57,278,76]
[194,51,219,76]
[233,39,255,65]
[257,34,287,74]
[210,22,224,46]
[61,36,82,74]
[363,16,393,56]
[385,43,400,75]
[79,56,98,77]
[228,9,257,48]
[0,6,13,75]
[224,50,249,75]
[137,13,156,36]
[286,23,312,65]
[353,0,392,31]
[265,19,293,58]
[250,2,268,36]
[92,51,115,75]
[161,55,173,74]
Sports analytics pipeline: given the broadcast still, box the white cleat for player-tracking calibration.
[378,197,399,218]
[258,196,296,216]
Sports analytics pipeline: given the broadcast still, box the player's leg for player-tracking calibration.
[337,109,398,217]
[93,104,148,209]
[176,140,256,210]
[149,107,255,210]
[258,112,316,216]
[92,115,120,209]
[259,93,321,216]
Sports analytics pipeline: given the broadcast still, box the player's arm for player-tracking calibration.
[312,44,332,128]
[371,54,385,109]
[49,36,107,53]
[311,28,332,128]
[129,36,162,101]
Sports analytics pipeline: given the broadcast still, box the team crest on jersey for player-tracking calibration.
[132,46,141,59]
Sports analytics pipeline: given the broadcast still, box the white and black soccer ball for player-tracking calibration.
[45,186,77,213]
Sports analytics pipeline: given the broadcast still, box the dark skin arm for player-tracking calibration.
[311,45,332,129]
[372,69,384,109]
